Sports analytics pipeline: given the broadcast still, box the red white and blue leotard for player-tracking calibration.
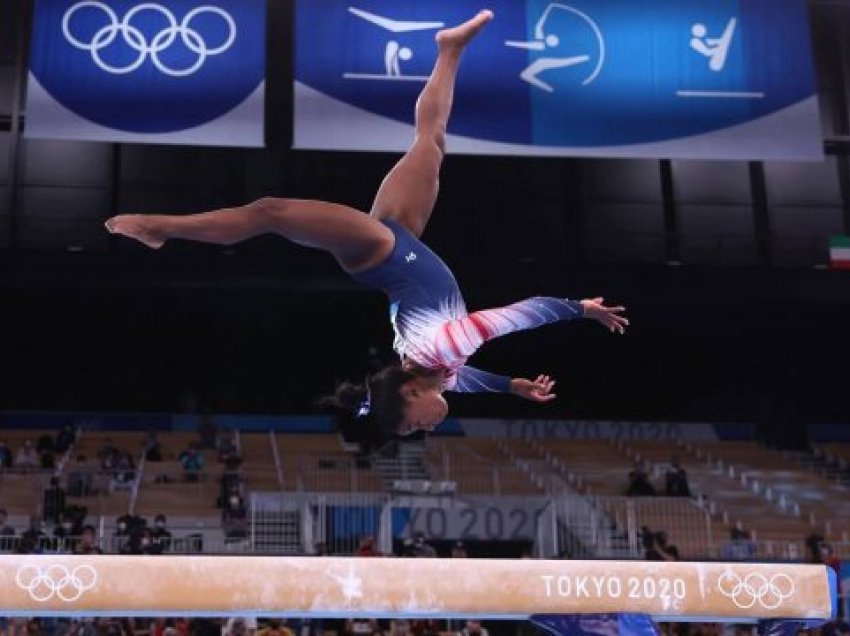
[353,220,584,393]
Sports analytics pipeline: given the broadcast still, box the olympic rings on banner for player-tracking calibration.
[61,2,236,76]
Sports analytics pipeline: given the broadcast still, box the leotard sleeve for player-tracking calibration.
[444,366,512,393]
[434,297,584,364]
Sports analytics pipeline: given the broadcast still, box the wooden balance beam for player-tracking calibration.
[0,555,836,624]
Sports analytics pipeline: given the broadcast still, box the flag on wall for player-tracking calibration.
[830,236,850,270]
[26,0,266,147]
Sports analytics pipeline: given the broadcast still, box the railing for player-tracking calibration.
[128,450,147,515]
[252,491,389,555]
[7,492,848,563]
[291,455,382,494]
[270,430,284,488]
[0,530,249,555]
[544,495,714,559]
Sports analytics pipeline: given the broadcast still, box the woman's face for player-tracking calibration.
[399,384,448,435]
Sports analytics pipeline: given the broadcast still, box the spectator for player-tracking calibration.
[356,535,380,557]
[644,529,679,561]
[0,508,15,551]
[189,618,220,636]
[665,456,691,497]
[179,445,205,482]
[721,528,756,561]
[625,461,656,496]
[818,542,841,570]
[410,619,442,636]
[36,434,55,455]
[19,516,46,554]
[153,619,190,636]
[388,620,412,636]
[256,621,293,636]
[142,431,163,462]
[15,441,40,471]
[97,438,119,472]
[217,429,239,463]
[0,439,12,469]
[43,477,67,525]
[39,449,56,471]
[108,452,136,493]
[138,528,163,555]
[402,533,436,558]
[459,621,490,636]
[55,423,76,454]
[52,512,76,551]
[344,619,380,636]
[219,460,244,509]
[152,514,173,552]
[115,514,137,538]
[222,618,258,636]
[222,488,248,540]
[0,508,15,535]
[67,455,95,497]
[74,525,103,555]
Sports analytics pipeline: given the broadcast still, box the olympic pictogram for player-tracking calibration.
[717,570,795,610]
[15,564,98,602]
[61,2,237,77]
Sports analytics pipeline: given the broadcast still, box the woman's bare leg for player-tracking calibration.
[370,10,493,238]
[105,197,394,272]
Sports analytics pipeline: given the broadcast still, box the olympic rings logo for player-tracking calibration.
[61,2,237,77]
[717,570,795,610]
[15,564,98,602]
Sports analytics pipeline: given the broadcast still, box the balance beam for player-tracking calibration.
[0,556,836,622]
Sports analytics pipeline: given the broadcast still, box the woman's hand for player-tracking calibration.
[510,375,557,402]
[580,297,629,334]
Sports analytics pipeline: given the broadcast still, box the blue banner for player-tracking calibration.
[294,0,821,159]
[26,0,265,146]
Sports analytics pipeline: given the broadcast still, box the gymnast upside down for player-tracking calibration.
[105,10,628,438]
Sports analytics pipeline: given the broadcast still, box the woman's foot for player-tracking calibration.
[105,215,167,249]
[436,10,493,51]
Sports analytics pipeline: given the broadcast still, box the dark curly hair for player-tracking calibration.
[319,364,417,452]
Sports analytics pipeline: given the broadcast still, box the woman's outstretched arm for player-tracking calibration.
[446,367,557,402]
[434,296,628,363]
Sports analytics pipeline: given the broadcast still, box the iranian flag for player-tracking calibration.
[831,236,850,270]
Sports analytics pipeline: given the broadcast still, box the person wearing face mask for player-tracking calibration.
[152,514,172,552]
[222,488,248,541]
[74,525,103,555]
[114,514,133,538]
[138,528,163,555]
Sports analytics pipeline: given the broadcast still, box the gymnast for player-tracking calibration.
[105,10,628,439]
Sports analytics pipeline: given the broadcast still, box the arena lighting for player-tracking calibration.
[0,555,837,633]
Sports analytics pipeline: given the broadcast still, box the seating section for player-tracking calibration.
[624,440,844,550]
[426,437,543,495]
[822,443,850,466]
[2,427,848,559]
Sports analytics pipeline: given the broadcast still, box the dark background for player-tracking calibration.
[1,1,849,445]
